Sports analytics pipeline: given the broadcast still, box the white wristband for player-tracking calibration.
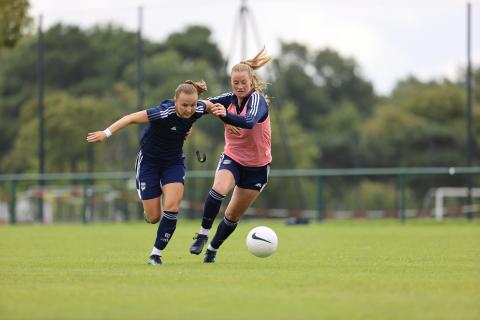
[103,128,112,138]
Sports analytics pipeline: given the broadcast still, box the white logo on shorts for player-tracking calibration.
[170,126,177,131]
[140,182,146,191]
[255,183,262,188]
[223,160,231,164]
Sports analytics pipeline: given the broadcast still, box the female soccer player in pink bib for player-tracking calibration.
[189,48,272,263]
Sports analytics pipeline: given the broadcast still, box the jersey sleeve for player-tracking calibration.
[146,100,175,123]
[146,106,166,123]
[193,101,207,119]
[208,92,233,107]
[222,92,268,129]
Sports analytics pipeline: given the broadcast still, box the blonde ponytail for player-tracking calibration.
[232,47,271,94]
[239,47,272,70]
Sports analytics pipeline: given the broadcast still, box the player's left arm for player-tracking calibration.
[211,93,268,129]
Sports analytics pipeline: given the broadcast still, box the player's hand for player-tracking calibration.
[211,103,227,117]
[86,131,107,143]
[226,125,241,136]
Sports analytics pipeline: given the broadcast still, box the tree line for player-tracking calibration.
[0,22,478,210]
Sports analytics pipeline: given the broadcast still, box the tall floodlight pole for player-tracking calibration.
[466,2,473,220]
[37,15,45,222]
[240,0,248,59]
[137,6,144,110]
[136,6,145,219]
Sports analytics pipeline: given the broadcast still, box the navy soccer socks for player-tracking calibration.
[209,216,238,250]
[201,189,225,230]
[190,189,226,255]
[153,211,178,251]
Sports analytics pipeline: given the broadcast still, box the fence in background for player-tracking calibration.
[0,167,479,224]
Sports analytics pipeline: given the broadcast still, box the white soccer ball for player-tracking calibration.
[246,226,278,258]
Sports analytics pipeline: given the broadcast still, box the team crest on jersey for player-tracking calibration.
[140,182,146,191]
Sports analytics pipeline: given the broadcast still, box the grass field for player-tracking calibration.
[0,219,479,320]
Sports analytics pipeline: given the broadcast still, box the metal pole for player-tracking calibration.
[10,180,17,224]
[87,145,94,221]
[137,6,144,110]
[466,2,473,220]
[82,178,89,224]
[316,176,324,221]
[240,0,247,59]
[398,175,406,223]
[136,6,145,219]
[37,15,45,222]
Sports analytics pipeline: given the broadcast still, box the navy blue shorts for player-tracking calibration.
[135,151,186,200]
[216,153,270,192]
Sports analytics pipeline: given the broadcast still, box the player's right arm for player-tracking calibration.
[86,110,148,143]
[201,93,241,136]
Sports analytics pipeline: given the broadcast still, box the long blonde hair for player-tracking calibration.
[175,80,208,99]
[231,47,271,94]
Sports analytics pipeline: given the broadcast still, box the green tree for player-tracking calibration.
[0,23,227,174]
[360,77,466,167]
[270,42,376,130]
[360,105,435,166]
[0,35,37,167]
[0,0,32,48]
[163,25,225,70]
[263,102,320,209]
[1,92,126,173]
[315,102,363,168]
[270,42,330,129]
[313,48,376,115]
[269,42,376,169]
[391,78,466,165]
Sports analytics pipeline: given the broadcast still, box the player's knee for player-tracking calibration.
[144,210,161,224]
[212,185,229,196]
[163,200,181,212]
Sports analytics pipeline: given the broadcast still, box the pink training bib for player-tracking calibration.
[223,95,272,167]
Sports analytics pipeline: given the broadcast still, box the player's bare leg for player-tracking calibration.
[224,187,259,221]
[142,197,162,224]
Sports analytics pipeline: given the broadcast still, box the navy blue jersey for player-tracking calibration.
[208,91,268,129]
[139,99,206,162]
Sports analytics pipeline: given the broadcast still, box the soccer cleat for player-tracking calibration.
[203,249,217,263]
[189,233,208,255]
[147,254,162,266]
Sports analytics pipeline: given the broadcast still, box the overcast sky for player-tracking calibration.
[29,0,480,95]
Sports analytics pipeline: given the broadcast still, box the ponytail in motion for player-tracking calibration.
[232,47,272,94]
[175,80,208,99]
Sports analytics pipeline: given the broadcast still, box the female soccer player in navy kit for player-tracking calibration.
[189,48,272,263]
[87,80,212,265]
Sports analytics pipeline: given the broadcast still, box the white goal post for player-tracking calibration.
[434,187,480,221]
